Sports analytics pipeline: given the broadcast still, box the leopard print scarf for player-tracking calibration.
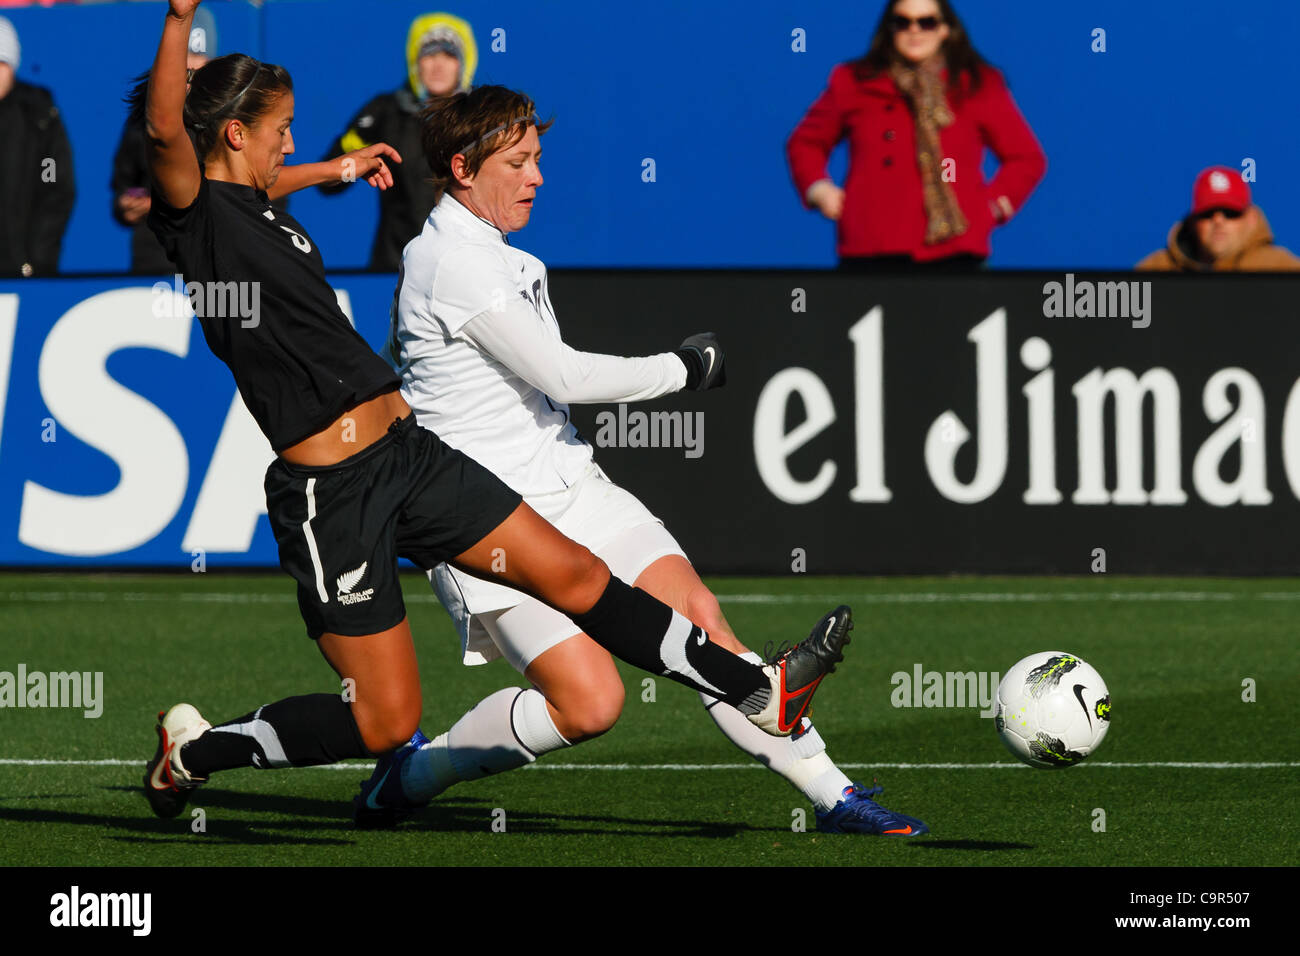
[890,57,968,245]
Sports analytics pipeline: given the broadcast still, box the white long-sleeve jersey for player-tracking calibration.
[390,194,687,498]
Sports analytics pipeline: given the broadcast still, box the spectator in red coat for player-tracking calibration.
[787,0,1046,271]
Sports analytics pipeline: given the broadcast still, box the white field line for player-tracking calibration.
[5,591,1289,772]
[0,759,1295,771]
[4,590,1300,605]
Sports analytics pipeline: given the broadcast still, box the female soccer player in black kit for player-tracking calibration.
[138,0,852,820]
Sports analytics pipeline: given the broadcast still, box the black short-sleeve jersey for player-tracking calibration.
[147,175,399,452]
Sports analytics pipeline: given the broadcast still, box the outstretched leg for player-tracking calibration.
[632,555,856,814]
[396,552,853,813]
[452,503,847,733]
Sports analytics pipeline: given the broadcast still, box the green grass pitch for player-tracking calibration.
[1,572,1296,867]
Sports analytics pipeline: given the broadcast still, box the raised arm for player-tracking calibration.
[268,143,402,201]
[144,0,202,209]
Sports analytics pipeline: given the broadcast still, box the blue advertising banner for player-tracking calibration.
[0,273,396,566]
[2,272,1299,573]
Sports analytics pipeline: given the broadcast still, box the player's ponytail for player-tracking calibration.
[125,54,293,160]
[125,70,155,126]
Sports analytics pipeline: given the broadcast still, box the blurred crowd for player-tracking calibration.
[1,0,1297,277]
[785,0,1299,274]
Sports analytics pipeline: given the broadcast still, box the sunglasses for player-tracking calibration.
[1195,207,1244,221]
[891,14,943,32]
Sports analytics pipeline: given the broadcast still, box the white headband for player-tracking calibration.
[455,112,539,157]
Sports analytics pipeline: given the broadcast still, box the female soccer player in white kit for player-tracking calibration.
[365,85,929,836]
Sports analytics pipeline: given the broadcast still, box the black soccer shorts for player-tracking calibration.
[264,414,522,639]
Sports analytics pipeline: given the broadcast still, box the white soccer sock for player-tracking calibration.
[402,687,571,802]
[699,652,853,812]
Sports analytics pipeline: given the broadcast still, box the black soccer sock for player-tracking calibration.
[180,694,370,777]
[570,576,770,712]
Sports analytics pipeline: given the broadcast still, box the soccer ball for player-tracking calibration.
[994,652,1111,769]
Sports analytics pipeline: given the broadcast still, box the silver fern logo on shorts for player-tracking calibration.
[336,562,375,605]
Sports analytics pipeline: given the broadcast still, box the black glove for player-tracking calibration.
[675,332,726,390]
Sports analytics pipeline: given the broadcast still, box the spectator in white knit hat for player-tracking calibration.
[0,15,77,277]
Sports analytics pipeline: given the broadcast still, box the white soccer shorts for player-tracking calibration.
[431,462,687,672]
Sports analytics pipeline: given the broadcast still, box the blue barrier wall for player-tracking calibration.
[5,0,1299,272]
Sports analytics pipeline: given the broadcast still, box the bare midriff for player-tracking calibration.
[278,389,413,466]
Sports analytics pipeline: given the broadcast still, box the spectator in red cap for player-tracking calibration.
[1137,165,1300,271]
[786,0,1045,271]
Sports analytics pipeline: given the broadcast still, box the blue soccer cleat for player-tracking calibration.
[352,728,430,828]
[816,782,930,837]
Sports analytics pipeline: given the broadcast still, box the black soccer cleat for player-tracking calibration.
[748,605,852,735]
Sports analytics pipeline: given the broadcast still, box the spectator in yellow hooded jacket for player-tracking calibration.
[319,12,478,271]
